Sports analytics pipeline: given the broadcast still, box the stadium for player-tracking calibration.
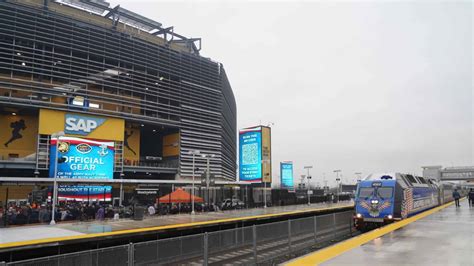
[0,0,237,203]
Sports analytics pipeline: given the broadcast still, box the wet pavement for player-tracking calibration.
[322,200,474,265]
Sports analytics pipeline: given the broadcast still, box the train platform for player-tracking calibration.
[286,199,473,265]
[0,201,353,251]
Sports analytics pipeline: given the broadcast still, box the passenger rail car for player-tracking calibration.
[354,173,454,230]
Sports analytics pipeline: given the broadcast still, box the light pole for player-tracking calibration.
[201,153,215,210]
[188,150,200,215]
[50,131,65,225]
[355,172,362,183]
[334,170,341,202]
[119,172,124,206]
[304,166,313,205]
[262,159,271,208]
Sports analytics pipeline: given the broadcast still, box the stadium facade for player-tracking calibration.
[0,0,237,182]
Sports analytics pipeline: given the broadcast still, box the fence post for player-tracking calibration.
[128,243,134,266]
[252,225,257,264]
[333,212,337,241]
[203,232,209,266]
[349,212,353,237]
[288,219,292,255]
[314,215,318,244]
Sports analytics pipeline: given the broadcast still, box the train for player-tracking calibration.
[354,173,463,230]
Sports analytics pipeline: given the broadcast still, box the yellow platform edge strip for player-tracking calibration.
[0,204,353,249]
[285,200,457,266]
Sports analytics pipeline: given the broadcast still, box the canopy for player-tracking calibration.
[158,188,203,203]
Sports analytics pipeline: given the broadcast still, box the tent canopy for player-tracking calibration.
[158,188,203,203]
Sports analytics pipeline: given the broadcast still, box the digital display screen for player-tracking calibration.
[239,128,262,182]
[49,137,114,201]
[280,162,294,189]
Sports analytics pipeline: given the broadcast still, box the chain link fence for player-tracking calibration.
[4,210,354,266]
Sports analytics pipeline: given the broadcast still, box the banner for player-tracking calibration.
[239,127,262,182]
[280,162,294,190]
[49,136,114,201]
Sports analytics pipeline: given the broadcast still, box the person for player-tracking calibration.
[95,206,105,221]
[452,189,461,207]
[468,188,474,208]
[148,205,155,216]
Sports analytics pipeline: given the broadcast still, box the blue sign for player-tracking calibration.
[64,114,105,136]
[280,162,294,189]
[49,137,114,201]
[239,128,262,182]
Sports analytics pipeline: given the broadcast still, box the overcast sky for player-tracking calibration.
[110,0,472,187]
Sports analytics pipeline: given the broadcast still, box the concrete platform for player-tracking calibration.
[0,201,353,250]
[288,199,473,266]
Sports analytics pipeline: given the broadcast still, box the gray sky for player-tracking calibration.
[111,0,472,187]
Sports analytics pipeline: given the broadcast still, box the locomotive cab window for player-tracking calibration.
[358,188,374,198]
[377,187,393,198]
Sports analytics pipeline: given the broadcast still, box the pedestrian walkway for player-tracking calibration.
[286,199,473,265]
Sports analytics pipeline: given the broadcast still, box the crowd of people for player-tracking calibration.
[0,202,128,226]
[0,201,224,226]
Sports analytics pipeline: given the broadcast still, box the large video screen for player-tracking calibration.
[281,162,294,189]
[239,127,262,182]
[49,137,114,201]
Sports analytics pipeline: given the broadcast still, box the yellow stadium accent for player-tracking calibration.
[38,109,124,141]
[162,133,179,157]
[0,114,38,160]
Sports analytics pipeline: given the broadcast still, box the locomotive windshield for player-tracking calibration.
[358,187,393,198]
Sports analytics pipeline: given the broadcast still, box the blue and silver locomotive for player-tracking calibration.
[354,173,454,230]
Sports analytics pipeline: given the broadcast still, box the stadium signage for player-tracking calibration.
[65,114,106,135]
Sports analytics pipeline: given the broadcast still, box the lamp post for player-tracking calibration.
[201,153,215,210]
[304,166,313,205]
[262,159,271,208]
[50,131,65,225]
[334,170,341,202]
[188,150,200,215]
[119,172,125,206]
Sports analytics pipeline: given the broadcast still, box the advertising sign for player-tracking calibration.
[49,136,114,201]
[239,127,262,182]
[280,162,294,190]
[39,109,124,141]
[261,126,272,183]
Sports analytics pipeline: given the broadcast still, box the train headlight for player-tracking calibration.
[371,199,379,204]
[387,215,393,219]
[356,213,362,218]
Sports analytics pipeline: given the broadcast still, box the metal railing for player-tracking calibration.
[4,210,354,266]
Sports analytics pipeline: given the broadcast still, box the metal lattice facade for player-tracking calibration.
[0,0,237,180]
